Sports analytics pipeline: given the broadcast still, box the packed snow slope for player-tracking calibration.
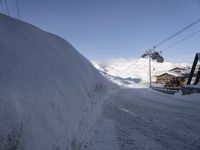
[0,14,111,150]
[85,88,200,150]
[93,58,190,87]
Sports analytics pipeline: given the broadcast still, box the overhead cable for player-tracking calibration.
[163,30,200,51]
[154,17,200,48]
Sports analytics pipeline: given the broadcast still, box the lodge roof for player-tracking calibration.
[156,71,184,77]
[169,67,187,71]
[156,66,190,78]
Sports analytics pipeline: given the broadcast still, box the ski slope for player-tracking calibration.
[0,14,113,150]
[86,88,200,150]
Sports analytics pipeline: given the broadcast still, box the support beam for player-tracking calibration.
[187,53,200,85]
[149,56,152,87]
[194,66,200,84]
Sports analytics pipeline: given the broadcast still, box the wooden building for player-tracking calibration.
[156,71,185,86]
[155,66,191,86]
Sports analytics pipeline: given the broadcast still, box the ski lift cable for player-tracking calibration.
[16,0,20,19]
[0,0,4,13]
[162,30,200,52]
[4,0,9,16]
[154,17,200,48]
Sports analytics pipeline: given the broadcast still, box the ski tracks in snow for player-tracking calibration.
[87,88,200,150]
[84,117,119,150]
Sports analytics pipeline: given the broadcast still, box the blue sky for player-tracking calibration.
[1,0,200,62]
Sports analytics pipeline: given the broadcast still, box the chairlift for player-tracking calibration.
[156,56,164,63]
[151,51,160,60]
[141,51,149,58]
[141,53,148,58]
[140,49,165,87]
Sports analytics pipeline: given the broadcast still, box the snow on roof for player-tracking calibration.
[169,67,186,71]
[180,69,191,74]
[167,71,184,77]
[156,71,184,77]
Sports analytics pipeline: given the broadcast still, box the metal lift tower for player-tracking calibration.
[187,53,200,85]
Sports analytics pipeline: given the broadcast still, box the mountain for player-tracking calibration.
[93,58,191,87]
[0,14,112,150]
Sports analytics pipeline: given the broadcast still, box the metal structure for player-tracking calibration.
[0,0,21,19]
[187,53,200,85]
[141,49,164,87]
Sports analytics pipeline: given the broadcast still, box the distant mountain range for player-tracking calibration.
[93,58,191,87]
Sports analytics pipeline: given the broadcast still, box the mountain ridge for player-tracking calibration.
[93,58,191,87]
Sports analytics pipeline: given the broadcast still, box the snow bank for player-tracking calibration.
[184,83,200,88]
[0,14,111,150]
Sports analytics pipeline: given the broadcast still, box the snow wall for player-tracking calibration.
[0,14,110,150]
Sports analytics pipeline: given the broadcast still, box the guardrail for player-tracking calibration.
[151,86,181,94]
[152,85,200,95]
[181,87,200,95]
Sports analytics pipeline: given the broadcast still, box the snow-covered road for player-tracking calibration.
[87,88,200,150]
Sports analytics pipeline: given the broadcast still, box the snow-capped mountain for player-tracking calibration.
[0,14,112,150]
[93,58,191,87]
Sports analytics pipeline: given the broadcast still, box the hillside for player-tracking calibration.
[0,14,112,150]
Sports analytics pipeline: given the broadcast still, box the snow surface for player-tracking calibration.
[98,70,148,88]
[185,83,200,88]
[1,14,199,150]
[89,59,200,150]
[85,88,200,150]
[93,58,190,86]
[0,14,114,150]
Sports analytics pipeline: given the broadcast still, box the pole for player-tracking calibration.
[16,0,20,19]
[149,55,152,87]
[4,0,9,16]
[0,0,4,13]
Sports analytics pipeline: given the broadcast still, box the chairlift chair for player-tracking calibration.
[156,56,164,63]
[151,51,160,60]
